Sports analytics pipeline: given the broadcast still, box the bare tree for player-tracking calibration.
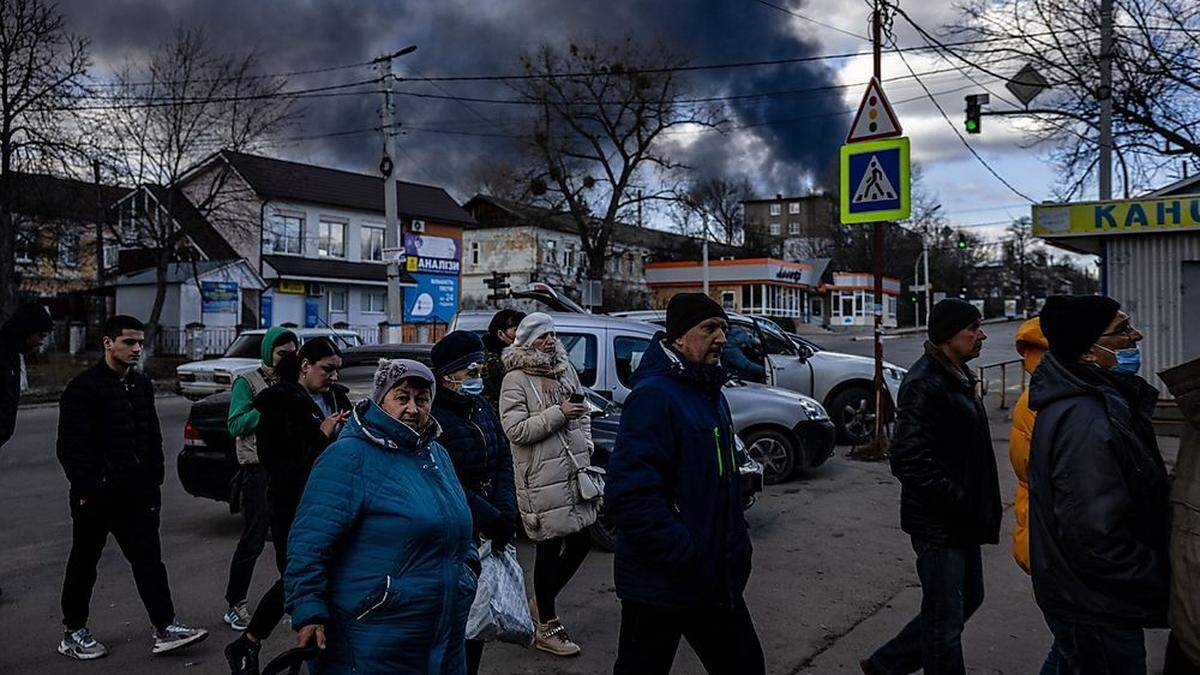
[514,39,723,307]
[98,27,297,363]
[680,175,753,246]
[1004,217,1041,314]
[948,0,1200,198]
[0,0,89,317]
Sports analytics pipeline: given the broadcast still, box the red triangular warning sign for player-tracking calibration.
[846,77,902,143]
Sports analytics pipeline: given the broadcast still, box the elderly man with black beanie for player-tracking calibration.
[1027,295,1168,674]
[863,298,1000,675]
[607,292,763,675]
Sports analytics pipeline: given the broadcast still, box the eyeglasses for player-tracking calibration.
[464,363,483,377]
[1100,323,1138,338]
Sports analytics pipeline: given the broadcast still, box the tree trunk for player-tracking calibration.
[140,249,171,371]
[0,134,18,321]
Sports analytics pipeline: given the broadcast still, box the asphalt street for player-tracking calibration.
[0,323,1172,674]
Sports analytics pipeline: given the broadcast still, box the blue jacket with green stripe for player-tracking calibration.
[607,335,752,609]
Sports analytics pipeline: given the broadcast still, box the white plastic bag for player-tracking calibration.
[466,541,534,646]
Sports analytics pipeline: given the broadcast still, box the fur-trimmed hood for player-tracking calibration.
[501,342,570,377]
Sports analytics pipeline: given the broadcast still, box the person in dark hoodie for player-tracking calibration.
[225,337,350,675]
[481,308,525,407]
[1028,295,1169,674]
[607,293,762,675]
[862,298,1000,675]
[430,330,519,675]
[0,301,53,449]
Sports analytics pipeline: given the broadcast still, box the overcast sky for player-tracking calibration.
[58,0,1102,257]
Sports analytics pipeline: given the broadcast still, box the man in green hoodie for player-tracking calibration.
[221,327,297,632]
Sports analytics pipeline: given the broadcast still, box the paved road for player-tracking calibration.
[0,330,1172,674]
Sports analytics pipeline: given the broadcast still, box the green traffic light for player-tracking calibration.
[965,119,979,132]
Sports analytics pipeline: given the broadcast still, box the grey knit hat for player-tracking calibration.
[371,358,436,405]
[514,312,555,348]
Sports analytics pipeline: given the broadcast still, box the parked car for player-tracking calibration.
[451,310,835,483]
[175,328,363,400]
[178,368,763,552]
[611,310,906,445]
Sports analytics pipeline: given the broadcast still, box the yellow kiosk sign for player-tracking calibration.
[1033,194,1200,237]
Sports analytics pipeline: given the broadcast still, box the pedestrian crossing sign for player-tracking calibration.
[840,137,910,224]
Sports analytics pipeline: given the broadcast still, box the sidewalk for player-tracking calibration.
[797,401,1174,674]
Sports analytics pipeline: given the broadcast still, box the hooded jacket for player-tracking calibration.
[888,342,1002,547]
[227,326,296,465]
[499,340,599,541]
[285,400,476,675]
[431,385,519,539]
[1160,358,1200,667]
[1009,318,1047,573]
[606,336,751,609]
[0,304,51,447]
[253,378,350,520]
[1028,352,1170,628]
[57,359,163,503]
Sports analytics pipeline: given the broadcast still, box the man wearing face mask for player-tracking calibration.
[431,331,519,675]
[1028,295,1170,673]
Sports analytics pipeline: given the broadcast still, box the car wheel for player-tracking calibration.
[830,386,876,446]
[589,507,617,552]
[742,429,797,485]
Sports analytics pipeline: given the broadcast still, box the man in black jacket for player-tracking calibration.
[863,298,1000,675]
[1028,295,1169,673]
[0,302,53,450]
[56,315,207,661]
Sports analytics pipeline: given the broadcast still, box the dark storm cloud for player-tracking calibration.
[57,0,847,199]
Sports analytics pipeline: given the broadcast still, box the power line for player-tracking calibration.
[748,0,871,40]
[87,58,379,89]
[39,78,382,112]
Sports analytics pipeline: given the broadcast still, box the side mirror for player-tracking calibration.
[797,345,812,362]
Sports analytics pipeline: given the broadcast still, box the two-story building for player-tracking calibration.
[114,151,474,340]
[461,195,742,310]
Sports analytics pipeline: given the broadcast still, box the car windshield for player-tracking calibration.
[224,334,264,358]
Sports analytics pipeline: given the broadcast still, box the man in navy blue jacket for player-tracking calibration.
[607,293,763,675]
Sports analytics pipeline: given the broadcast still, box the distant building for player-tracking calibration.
[644,257,830,326]
[827,272,901,328]
[741,193,838,259]
[461,195,742,310]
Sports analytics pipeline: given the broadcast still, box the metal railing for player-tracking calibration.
[975,358,1026,410]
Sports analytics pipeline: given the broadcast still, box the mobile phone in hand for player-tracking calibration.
[569,393,585,404]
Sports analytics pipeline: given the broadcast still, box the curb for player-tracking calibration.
[19,384,181,409]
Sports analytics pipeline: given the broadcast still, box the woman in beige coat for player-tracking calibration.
[499,312,599,658]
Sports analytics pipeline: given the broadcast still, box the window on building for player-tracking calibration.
[266,214,304,255]
[625,254,637,277]
[721,291,736,312]
[614,336,651,388]
[559,332,598,387]
[789,202,800,214]
[318,220,346,258]
[329,288,348,313]
[15,227,34,263]
[543,239,558,265]
[59,232,80,268]
[788,222,800,235]
[363,289,387,313]
[102,241,118,269]
[769,222,781,236]
[361,225,385,262]
[563,243,575,271]
[839,294,854,317]
[769,203,782,216]
[470,241,480,266]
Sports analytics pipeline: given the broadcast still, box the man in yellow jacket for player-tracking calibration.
[1009,317,1046,574]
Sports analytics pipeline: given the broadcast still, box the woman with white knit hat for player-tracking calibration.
[499,312,599,657]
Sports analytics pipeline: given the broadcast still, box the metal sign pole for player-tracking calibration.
[872,3,886,444]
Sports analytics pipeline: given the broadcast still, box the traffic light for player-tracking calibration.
[956,232,969,249]
[483,271,511,302]
[964,93,988,134]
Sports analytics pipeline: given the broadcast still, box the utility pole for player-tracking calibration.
[93,159,108,330]
[702,212,710,295]
[376,45,417,344]
[1099,0,1113,200]
[871,1,886,444]
[923,235,931,327]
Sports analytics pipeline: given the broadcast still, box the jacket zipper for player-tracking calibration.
[355,575,391,620]
[713,426,724,477]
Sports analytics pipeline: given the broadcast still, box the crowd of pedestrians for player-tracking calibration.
[16,288,1196,673]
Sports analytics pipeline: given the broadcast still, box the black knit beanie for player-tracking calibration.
[1040,294,1121,363]
[928,298,982,344]
[431,330,486,378]
[665,293,728,341]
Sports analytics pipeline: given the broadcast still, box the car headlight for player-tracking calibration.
[798,398,828,420]
[178,372,196,383]
[885,367,905,381]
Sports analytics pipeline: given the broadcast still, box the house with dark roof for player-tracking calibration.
[111,259,267,334]
[461,194,743,309]
[115,150,473,335]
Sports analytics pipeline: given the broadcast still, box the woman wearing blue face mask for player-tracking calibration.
[431,330,520,675]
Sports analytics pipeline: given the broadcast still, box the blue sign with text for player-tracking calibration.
[403,274,458,324]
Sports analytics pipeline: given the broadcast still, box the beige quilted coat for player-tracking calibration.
[499,344,599,541]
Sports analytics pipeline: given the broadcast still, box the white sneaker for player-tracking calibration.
[58,628,109,660]
[223,602,252,631]
[152,620,208,655]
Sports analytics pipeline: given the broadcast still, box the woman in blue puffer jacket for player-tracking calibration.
[285,359,477,674]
